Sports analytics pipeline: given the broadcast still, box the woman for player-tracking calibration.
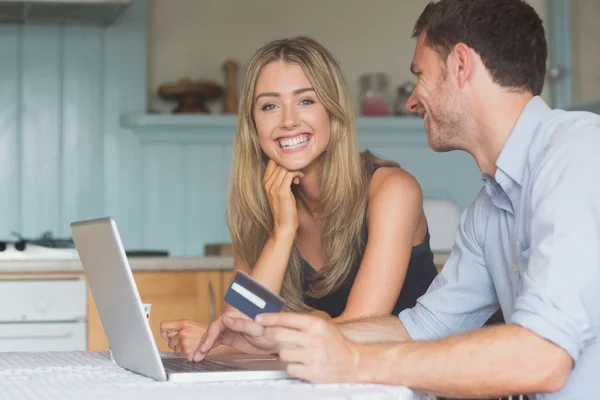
[160,36,437,357]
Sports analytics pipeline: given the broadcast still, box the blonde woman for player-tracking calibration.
[160,36,437,358]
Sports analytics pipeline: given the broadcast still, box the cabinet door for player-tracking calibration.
[87,270,225,352]
[220,269,234,310]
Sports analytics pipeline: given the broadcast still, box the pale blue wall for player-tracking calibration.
[0,1,146,248]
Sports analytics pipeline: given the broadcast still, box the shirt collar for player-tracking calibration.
[495,96,552,186]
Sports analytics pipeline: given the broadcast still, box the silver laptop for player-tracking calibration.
[70,217,290,382]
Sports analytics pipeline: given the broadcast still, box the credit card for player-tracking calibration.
[224,270,285,319]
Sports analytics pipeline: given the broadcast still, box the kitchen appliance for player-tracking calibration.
[0,231,79,261]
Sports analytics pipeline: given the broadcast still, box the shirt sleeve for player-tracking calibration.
[511,125,600,363]
[399,190,499,340]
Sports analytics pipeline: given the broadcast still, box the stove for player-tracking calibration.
[0,231,79,261]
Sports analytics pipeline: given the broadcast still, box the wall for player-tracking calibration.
[146,0,549,114]
[0,2,146,245]
[571,0,600,107]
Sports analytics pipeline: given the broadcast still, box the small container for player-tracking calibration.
[359,73,391,116]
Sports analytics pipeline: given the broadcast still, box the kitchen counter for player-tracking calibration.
[0,252,451,275]
[0,256,234,274]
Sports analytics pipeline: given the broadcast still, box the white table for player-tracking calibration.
[0,351,427,400]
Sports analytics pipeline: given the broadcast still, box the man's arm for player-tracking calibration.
[361,126,600,397]
[357,324,571,398]
[336,315,411,343]
[399,192,500,340]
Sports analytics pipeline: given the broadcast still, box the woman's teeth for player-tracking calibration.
[279,136,309,149]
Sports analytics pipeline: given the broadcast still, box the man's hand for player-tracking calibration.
[189,309,279,362]
[257,312,362,383]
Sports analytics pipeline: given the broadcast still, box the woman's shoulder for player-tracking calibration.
[367,165,423,204]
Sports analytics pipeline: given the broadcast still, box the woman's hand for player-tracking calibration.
[160,319,207,357]
[189,309,279,362]
[262,159,304,237]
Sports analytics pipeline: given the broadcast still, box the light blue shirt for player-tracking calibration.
[399,96,600,399]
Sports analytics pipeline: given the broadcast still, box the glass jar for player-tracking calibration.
[359,73,391,116]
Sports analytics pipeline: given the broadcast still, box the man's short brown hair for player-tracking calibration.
[413,0,547,95]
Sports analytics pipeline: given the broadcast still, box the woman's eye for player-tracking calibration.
[300,98,315,105]
[261,103,276,111]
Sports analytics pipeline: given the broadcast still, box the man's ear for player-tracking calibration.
[450,43,473,88]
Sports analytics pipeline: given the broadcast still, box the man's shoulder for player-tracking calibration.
[537,109,600,147]
[528,109,600,173]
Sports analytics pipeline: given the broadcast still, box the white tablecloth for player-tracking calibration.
[0,351,426,400]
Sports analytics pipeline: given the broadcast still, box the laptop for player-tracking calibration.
[70,217,290,382]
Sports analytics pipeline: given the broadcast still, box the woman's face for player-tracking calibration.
[253,61,331,172]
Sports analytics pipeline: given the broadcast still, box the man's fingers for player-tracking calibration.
[278,347,310,364]
[198,318,225,353]
[265,326,309,348]
[222,315,264,337]
[257,312,322,332]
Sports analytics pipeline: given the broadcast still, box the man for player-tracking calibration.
[191,1,600,398]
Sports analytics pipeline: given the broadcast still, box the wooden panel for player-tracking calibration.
[220,269,234,313]
[61,26,104,237]
[87,270,223,352]
[20,25,62,237]
[0,25,20,240]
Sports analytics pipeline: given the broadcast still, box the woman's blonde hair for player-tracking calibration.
[227,36,396,312]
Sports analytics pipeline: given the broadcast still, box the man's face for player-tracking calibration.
[405,35,465,152]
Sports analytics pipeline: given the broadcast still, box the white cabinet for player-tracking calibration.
[0,323,86,352]
[0,279,87,351]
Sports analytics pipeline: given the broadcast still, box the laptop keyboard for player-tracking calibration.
[162,357,243,373]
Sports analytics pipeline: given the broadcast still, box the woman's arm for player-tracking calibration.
[241,160,303,294]
[333,167,427,323]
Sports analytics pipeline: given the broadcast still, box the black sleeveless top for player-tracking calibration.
[300,163,438,318]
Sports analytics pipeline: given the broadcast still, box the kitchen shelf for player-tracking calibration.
[120,112,427,145]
